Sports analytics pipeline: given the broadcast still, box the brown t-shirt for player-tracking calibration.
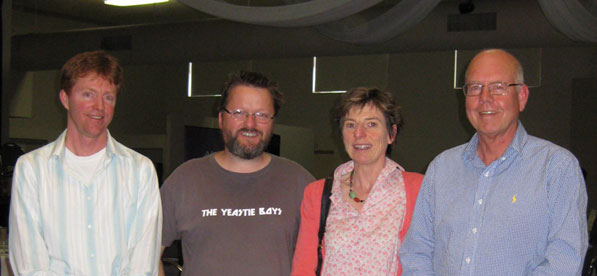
[161,153,315,276]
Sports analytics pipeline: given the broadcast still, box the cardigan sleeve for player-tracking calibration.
[397,171,424,275]
[291,179,326,276]
[399,171,424,242]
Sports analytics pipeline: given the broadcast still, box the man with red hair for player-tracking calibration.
[9,51,162,275]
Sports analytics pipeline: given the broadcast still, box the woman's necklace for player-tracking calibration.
[348,170,365,203]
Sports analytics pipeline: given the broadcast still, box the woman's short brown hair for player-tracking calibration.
[334,87,403,143]
[60,51,123,94]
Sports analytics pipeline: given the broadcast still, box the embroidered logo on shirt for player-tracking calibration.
[512,194,517,203]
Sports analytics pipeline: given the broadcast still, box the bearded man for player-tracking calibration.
[159,71,314,276]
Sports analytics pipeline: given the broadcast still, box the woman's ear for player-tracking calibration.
[388,124,397,144]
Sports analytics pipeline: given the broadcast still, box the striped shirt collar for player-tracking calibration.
[49,129,125,161]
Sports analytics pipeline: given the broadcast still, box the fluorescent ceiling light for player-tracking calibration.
[105,0,168,7]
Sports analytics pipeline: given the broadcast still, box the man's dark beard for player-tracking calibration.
[225,128,271,160]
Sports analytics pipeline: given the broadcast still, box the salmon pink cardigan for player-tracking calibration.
[290,171,423,276]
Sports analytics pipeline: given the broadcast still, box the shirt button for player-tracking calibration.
[87,224,92,229]
[484,172,489,177]
[472,228,477,234]
[466,257,471,264]
[501,157,506,161]
[478,199,483,205]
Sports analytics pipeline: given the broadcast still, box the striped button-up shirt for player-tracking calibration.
[9,130,162,275]
[400,123,588,276]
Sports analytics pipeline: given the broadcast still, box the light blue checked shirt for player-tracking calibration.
[400,123,588,276]
[9,130,162,275]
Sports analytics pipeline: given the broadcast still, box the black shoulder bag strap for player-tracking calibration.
[316,176,334,276]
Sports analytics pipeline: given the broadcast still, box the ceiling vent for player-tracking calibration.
[447,13,497,32]
[101,35,132,51]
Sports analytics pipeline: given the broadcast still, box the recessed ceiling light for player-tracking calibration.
[104,0,169,7]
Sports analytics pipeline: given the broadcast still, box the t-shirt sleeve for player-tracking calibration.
[294,165,316,202]
[160,172,181,247]
[279,159,315,211]
[297,167,316,186]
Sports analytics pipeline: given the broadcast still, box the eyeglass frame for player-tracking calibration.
[462,82,523,97]
[221,108,275,123]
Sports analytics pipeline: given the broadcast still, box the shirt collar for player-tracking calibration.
[463,121,528,163]
[331,157,406,216]
[50,129,120,161]
[335,157,404,181]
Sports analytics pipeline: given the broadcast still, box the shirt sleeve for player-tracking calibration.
[532,154,588,275]
[290,179,325,276]
[8,157,60,276]
[128,158,163,276]
[399,160,438,276]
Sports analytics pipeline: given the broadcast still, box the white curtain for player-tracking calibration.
[177,0,383,27]
[178,0,441,44]
[178,0,597,44]
[538,0,597,43]
[315,0,442,44]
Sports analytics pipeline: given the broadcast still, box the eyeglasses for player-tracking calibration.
[462,82,522,96]
[222,108,274,123]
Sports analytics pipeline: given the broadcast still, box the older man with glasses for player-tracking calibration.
[400,49,588,275]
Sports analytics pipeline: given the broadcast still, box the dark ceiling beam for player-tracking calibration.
[13,3,112,26]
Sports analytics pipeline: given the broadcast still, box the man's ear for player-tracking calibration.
[59,90,69,110]
[218,111,223,129]
[518,84,529,112]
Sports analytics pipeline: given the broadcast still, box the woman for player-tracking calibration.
[291,87,423,276]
